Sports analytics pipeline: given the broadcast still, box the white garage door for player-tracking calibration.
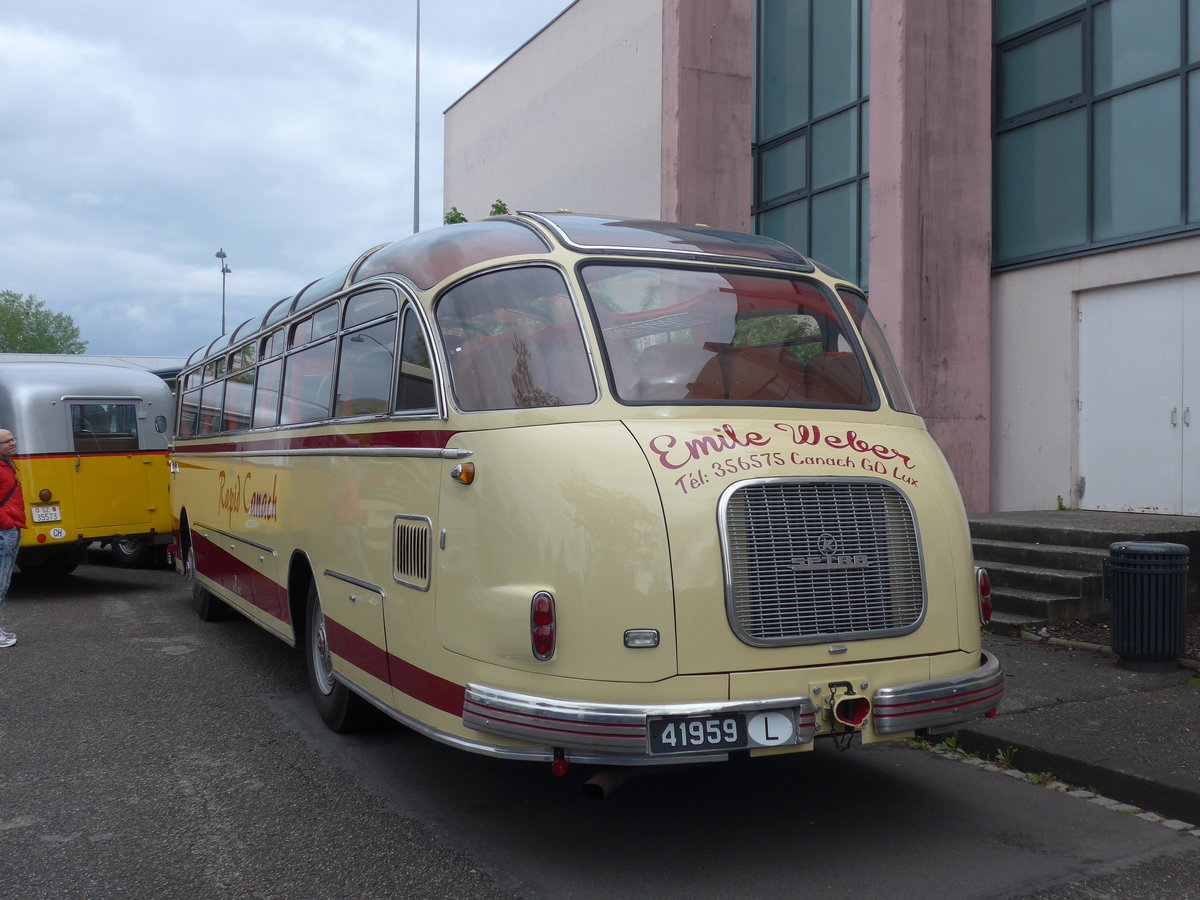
[1079,277,1200,514]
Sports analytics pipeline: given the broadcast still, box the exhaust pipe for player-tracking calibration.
[581,765,680,800]
[582,768,632,800]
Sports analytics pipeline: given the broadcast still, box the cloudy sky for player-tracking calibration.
[0,0,571,358]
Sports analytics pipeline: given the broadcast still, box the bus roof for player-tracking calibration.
[181,213,812,372]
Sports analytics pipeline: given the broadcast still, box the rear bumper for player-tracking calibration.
[462,650,1003,763]
[463,686,818,763]
[872,650,1004,734]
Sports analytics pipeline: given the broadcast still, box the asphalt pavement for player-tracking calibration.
[960,631,1200,829]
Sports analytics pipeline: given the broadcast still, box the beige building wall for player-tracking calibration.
[443,0,663,222]
[991,234,1200,511]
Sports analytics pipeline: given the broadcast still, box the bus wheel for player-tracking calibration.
[112,538,150,568]
[187,540,228,622]
[304,581,373,733]
[18,545,83,577]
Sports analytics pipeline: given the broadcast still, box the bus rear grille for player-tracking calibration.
[719,479,925,645]
[394,516,432,591]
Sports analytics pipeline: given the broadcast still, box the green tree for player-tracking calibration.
[0,291,88,354]
[443,200,511,224]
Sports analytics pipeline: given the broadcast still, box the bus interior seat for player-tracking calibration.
[688,347,807,402]
[634,343,717,401]
[453,332,591,410]
[806,352,868,405]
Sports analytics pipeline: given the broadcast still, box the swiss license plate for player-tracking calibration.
[31,505,62,523]
[648,713,746,755]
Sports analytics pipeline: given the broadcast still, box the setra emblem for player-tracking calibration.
[790,532,871,571]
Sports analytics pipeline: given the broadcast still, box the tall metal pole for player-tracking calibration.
[215,248,230,333]
[413,0,421,234]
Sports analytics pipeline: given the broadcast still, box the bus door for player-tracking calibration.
[68,400,161,532]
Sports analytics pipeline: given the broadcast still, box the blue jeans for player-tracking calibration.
[0,527,19,613]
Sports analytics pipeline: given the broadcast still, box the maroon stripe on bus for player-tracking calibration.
[192,530,466,719]
[386,654,466,718]
[324,616,465,716]
[191,531,287,621]
[177,429,460,455]
[323,616,391,685]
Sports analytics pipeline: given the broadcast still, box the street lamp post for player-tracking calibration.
[413,0,421,234]
[215,248,231,333]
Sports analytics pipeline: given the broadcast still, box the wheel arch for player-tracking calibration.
[287,550,316,646]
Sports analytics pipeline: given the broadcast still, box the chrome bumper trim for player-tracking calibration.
[463,683,818,754]
[871,651,1004,734]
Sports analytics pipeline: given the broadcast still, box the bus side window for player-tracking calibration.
[223,372,254,431]
[253,359,282,428]
[396,308,435,413]
[198,381,225,435]
[280,341,336,425]
[437,267,596,412]
[335,319,396,417]
[179,389,201,437]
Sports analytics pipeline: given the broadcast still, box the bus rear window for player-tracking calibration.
[71,403,140,452]
[583,264,875,408]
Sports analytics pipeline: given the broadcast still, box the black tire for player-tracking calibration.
[18,545,83,577]
[111,538,150,568]
[187,538,228,622]
[304,581,373,732]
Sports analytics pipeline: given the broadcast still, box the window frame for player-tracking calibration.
[751,0,871,288]
[993,0,1199,269]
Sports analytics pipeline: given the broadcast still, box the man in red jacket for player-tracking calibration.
[0,429,26,648]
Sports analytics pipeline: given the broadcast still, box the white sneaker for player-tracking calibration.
[0,628,16,648]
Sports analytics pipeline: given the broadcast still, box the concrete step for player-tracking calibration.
[986,610,1045,637]
[968,510,1200,553]
[971,537,1109,573]
[975,558,1103,602]
[985,584,1099,624]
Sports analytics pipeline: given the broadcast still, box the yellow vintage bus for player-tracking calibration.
[0,355,176,574]
[171,213,1001,773]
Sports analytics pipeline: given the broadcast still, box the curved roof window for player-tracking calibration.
[353,220,549,290]
[262,294,297,329]
[530,213,811,268]
[292,264,352,316]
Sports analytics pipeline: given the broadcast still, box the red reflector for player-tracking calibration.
[37,533,47,543]
[986,708,998,718]
[532,594,554,626]
[531,591,556,660]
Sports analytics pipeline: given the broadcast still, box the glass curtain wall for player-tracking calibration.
[752,0,871,287]
[994,0,1200,266]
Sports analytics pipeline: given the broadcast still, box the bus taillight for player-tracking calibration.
[976,566,993,625]
[531,591,556,660]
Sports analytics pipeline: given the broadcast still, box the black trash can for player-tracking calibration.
[1105,541,1188,672]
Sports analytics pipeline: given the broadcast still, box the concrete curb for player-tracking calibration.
[956,632,1200,825]
[1016,630,1200,670]
[918,744,1200,836]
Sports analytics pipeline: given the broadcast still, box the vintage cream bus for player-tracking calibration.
[0,355,175,573]
[171,213,1002,772]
